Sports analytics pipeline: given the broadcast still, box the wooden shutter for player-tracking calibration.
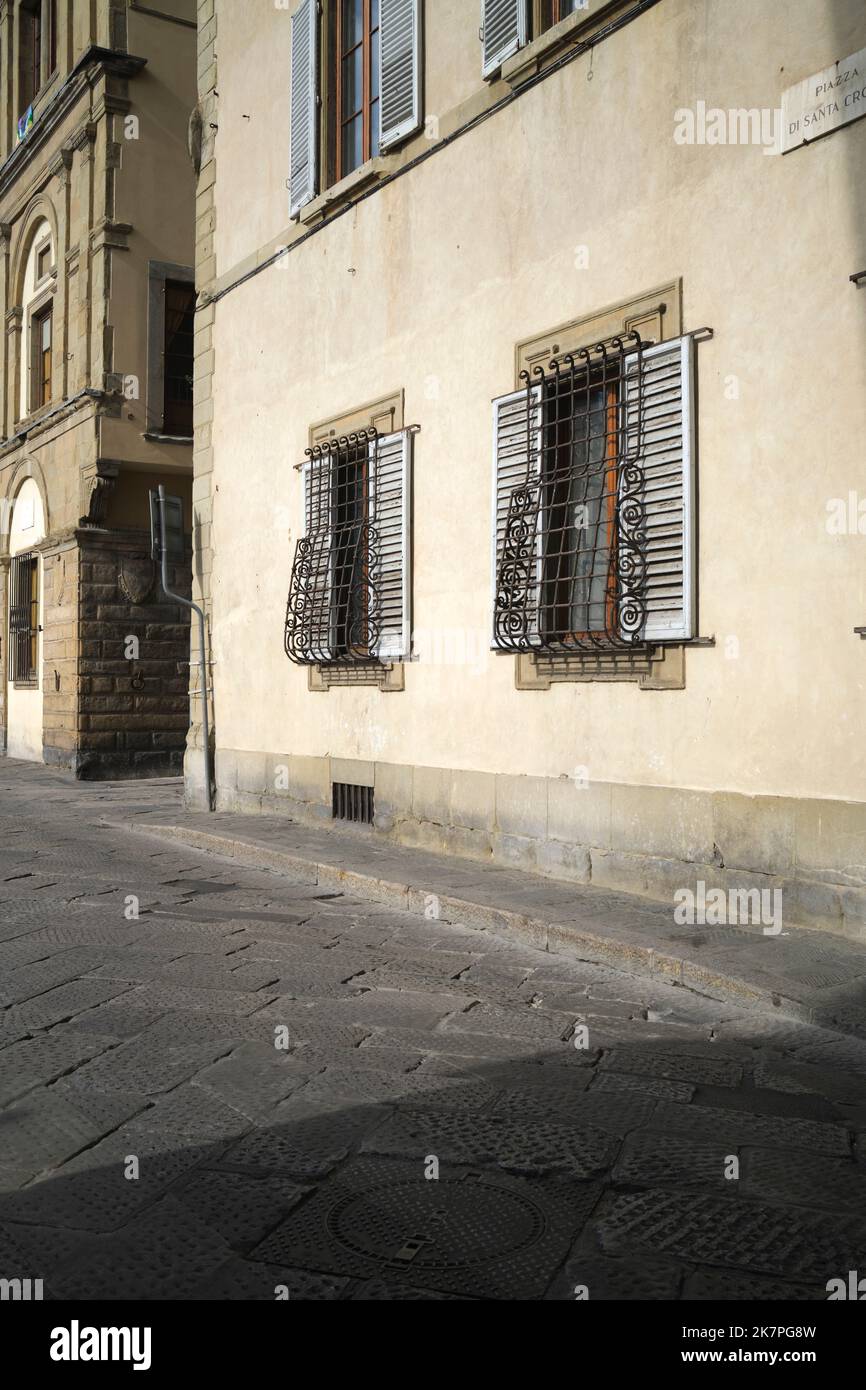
[481,0,527,78]
[491,383,543,648]
[379,0,422,150]
[369,429,413,660]
[290,0,319,218]
[622,336,696,642]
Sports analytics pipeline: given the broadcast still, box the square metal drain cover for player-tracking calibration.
[250,1157,596,1299]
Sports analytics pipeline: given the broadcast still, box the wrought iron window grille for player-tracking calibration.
[8,551,39,685]
[493,331,651,655]
[285,426,412,667]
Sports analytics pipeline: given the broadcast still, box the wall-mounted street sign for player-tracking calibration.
[782,47,866,154]
[149,490,185,563]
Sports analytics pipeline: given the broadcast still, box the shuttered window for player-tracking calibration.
[492,333,696,653]
[481,0,528,78]
[290,0,319,216]
[9,552,39,685]
[286,428,413,665]
[379,0,422,149]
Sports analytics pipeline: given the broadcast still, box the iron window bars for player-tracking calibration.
[493,331,696,654]
[285,426,413,665]
[8,552,39,685]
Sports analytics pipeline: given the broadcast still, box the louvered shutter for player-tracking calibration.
[369,429,413,660]
[491,384,543,649]
[622,336,696,642]
[379,0,422,150]
[290,0,318,218]
[481,0,528,78]
[286,457,333,663]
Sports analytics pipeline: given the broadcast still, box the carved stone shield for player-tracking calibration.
[119,556,156,605]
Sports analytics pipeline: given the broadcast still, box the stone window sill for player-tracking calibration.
[515,644,686,690]
[299,157,391,226]
[309,661,405,692]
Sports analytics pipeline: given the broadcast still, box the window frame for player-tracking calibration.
[8,551,40,688]
[29,297,53,412]
[146,260,195,441]
[326,0,382,187]
[533,0,581,37]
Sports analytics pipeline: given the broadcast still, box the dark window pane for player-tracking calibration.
[342,45,363,119]
[163,280,195,436]
[341,114,363,175]
[342,0,363,49]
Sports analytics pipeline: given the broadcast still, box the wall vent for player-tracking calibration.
[332,782,374,825]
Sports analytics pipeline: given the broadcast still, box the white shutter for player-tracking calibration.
[369,430,413,660]
[379,0,423,150]
[481,0,528,79]
[290,0,318,218]
[623,336,696,642]
[296,456,334,662]
[491,384,543,649]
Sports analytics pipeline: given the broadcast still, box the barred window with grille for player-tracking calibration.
[492,332,697,656]
[8,552,40,686]
[285,427,413,666]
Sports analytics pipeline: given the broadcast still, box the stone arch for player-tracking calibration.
[2,454,50,558]
[10,195,61,308]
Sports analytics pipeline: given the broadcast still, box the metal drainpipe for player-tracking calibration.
[157,484,213,811]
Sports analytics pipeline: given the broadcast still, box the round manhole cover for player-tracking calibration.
[326,1178,547,1269]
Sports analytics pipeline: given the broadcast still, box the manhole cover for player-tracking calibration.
[251,1157,594,1299]
[327,1177,546,1267]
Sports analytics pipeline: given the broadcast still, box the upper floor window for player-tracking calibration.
[163,280,196,437]
[31,302,52,411]
[289,0,422,218]
[20,221,54,419]
[332,0,381,182]
[20,0,42,109]
[535,0,580,35]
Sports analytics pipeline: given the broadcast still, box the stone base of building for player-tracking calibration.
[2,529,192,781]
[205,748,866,943]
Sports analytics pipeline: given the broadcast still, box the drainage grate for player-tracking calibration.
[332,782,374,825]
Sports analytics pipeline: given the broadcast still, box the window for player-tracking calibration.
[48,0,57,74]
[492,331,697,656]
[20,0,42,109]
[289,0,423,217]
[332,0,381,182]
[541,369,618,642]
[534,0,580,36]
[285,419,414,667]
[36,241,51,282]
[162,280,195,437]
[9,552,40,686]
[30,302,52,410]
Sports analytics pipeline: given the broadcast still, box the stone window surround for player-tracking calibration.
[145,259,195,443]
[504,278,690,689]
[305,388,406,692]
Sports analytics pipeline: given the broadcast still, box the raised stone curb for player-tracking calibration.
[126,818,866,1042]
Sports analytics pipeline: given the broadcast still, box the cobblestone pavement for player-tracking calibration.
[1,761,865,1301]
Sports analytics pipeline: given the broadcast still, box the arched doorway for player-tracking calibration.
[6,479,45,761]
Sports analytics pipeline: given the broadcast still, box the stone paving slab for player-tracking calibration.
[4,762,866,1301]
[130,810,866,1039]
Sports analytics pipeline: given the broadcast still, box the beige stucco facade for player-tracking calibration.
[0,1,198,777]
[191,0,866,937]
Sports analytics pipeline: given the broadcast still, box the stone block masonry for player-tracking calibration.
[42,533,192,779]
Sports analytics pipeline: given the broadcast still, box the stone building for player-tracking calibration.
[189,0,866,937]
[0,0,196,778]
